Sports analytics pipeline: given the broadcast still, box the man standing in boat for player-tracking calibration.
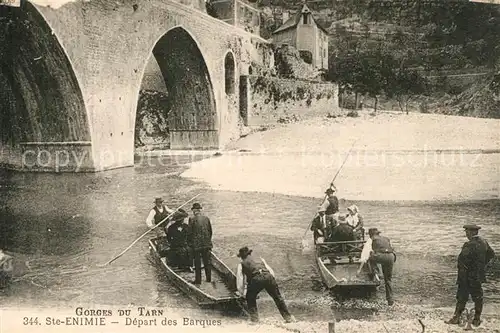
[319,183,339,223]
[368,228,396,306]
[235,246,296,324]
[187,203,213,285]
[146,197,174,236]
[445,224,495,327]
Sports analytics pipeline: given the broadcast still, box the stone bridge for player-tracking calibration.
[0,0,267,172]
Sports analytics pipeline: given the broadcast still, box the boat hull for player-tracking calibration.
[315,240,380,290]
[149,237,245,307]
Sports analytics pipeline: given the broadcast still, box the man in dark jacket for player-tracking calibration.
[329,215,356,242]
[368,228,396,305]
[187,203,213,285]
[310,208,327,243]
[446,224,495,327]
[166,209,191,271]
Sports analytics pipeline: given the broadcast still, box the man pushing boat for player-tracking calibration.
[235,246,296,324]
[367,228,396,305]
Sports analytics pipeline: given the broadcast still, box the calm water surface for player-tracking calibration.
[0,155,499,322]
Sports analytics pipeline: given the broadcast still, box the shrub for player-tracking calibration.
[296,87,306,99]
[419,102,430,113]
[346,110,359,117]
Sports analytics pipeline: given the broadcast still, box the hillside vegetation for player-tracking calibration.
[252,0,500,118]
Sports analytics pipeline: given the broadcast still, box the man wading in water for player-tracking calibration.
[236,246,296,324]
[446,224,495,327]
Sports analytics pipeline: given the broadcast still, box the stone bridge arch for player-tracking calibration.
[0,2,93,171]
[136,26,218,150]
[1,0,265,172]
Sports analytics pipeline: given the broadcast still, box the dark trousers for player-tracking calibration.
[371,253,395,302]
[246,272,292,322]
[454,278,483,319]
[193,248,211,284]
[169,246,191,269]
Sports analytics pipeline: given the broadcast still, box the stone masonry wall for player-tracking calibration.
[30,0,264,170]
[247,75,339,126]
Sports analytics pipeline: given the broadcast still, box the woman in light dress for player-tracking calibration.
[345,204,364,238]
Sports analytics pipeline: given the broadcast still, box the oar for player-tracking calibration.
[301,139,358,254]
[97,193,201,267]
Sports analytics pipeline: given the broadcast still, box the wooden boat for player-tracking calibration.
[148,237,245,307]
[315,232,381,290]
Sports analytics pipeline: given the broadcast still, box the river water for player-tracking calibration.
[1,153,499,323]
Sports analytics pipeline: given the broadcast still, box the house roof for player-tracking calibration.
[272,4,328,35]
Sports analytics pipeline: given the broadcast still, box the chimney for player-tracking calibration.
[282,11,289,23]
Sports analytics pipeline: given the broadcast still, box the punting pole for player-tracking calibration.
[97,193,201,267]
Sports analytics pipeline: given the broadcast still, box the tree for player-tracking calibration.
[386,70,428,114]
[355,50,384,113]
[328,46,389,112]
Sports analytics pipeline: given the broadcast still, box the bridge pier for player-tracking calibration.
[19,142,95,172]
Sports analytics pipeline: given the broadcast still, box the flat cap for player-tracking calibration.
[463,224,481,230]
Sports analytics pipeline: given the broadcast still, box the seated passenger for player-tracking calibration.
[346,205,364,239]
[311,208,327,243]
[166,209,192,271]
[328,215,356,242]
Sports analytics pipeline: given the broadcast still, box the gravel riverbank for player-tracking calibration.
[182,112,500,201]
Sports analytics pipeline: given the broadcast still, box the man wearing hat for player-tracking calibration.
[310,207,327,243]
[319,183,339,223]
[146,198,174,235]
[368,228,396,305]
[446,224,495,327]
[235,246,295,324]
[186,203,213,285]
[166,209,192,271]
[329,215,356,242]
